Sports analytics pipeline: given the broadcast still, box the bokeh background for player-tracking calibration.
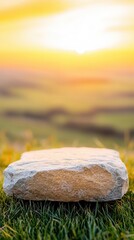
[0,0,134,151]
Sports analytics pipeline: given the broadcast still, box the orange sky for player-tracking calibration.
[0,0,134,78]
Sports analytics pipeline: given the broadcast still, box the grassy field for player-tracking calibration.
[0,77,134,147]
[0,75,134,239]
[0,140,134,240]
[0,77,134,113]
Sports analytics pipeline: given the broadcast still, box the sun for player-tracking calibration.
[22,4,124,54]
[1,3,126,54]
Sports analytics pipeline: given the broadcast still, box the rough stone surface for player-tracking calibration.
[3,148,129,202]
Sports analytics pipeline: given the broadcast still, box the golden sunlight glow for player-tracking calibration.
[34,6,125,54]
[20,4,129,54]
[1,3,133,55]
[0,0,133,71]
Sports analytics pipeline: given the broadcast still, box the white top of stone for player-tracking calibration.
[8,147,123,172]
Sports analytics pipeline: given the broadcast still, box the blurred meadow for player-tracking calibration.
[0,70,134,148]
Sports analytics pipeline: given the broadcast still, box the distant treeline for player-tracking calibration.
[2,106,134,138]
[4,106,134,119]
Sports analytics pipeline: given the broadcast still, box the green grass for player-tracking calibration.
[0,139,134,240]
[0,191,134,240]
[94,113,134,130]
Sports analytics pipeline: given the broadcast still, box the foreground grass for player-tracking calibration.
[0,140,134,240]
[0,190,134,240]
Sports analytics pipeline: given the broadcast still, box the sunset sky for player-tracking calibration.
[0,0,134,79]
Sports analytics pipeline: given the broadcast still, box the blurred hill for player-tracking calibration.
[0,68,134,146]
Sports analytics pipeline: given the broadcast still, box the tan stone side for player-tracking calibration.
[20,165,115,201]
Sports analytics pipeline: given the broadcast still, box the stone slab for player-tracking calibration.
[3,148,129,201]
